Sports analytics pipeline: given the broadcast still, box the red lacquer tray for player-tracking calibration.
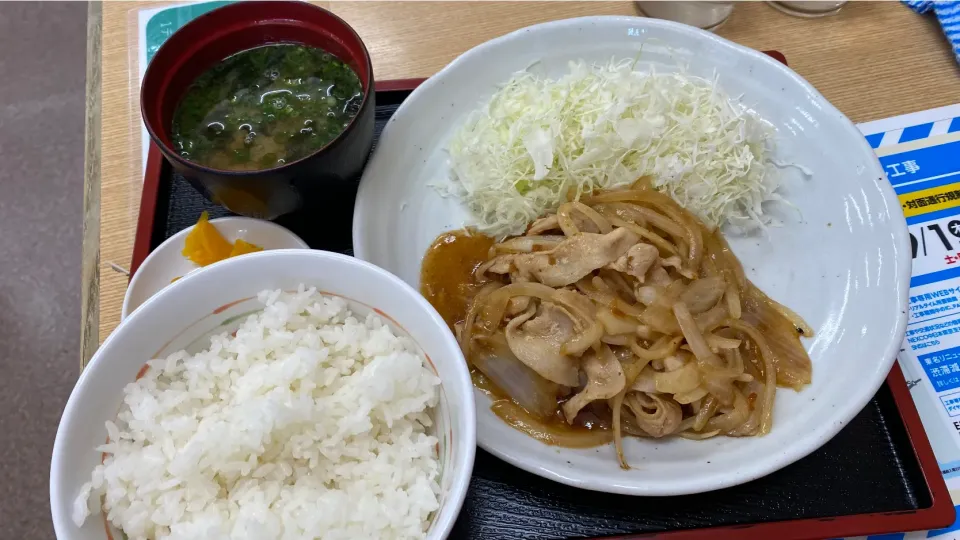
[128,53,955,539]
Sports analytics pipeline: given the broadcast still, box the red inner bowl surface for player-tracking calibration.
[142,1,372,151]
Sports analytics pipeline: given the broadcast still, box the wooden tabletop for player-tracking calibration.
[83,0,960,366]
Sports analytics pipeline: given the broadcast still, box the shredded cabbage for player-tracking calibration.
[437,58,786,237]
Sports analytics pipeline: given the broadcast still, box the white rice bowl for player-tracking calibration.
[73,287,444,540]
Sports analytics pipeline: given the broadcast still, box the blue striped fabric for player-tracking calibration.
[904,0,960,65]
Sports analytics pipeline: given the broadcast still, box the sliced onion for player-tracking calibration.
[663,352,690,371]
[707,334,742,350]
[605,215,679,256]
[640,305,680,334]
[654,362,700,394]
[677,297,742,407]
[611,298,645,319]
[479,282,559,330]
[598,202,689,260]
[491,400,613,448]
[636,325,656,340]
[635,285,661,306]
[695,304,729,333]
[594,202,649,228]
[632,206,687,242]
[663,280,688,305]
[576,278,616,307]
[702,375,735,406]
[726,381,764,437]
[471,333,561,419]
[591,275,614,293]
[678,429,721,440]
[647,265,672,287]
[740,285,812,389]
[620,414,653,438]
[611,393,628,469]
[557,201,612,236]
[720,345,745,375]
[740,347,761,379]
[673,301,721,367]
[459,283,501,358]
[662,256,697,280]
[630,335,683,361]
[597,308,639,335]
[623,392,683,438]
[770,297,814,337]
[705,389,750,433]
[743,282,813,337]
[492,235,565,254]
[597,269,637,303]
[610,356,650,469]
[571,201,612,233]
[725,284,742,320]
[680,277,726,314]
[474,255,512,281]
[693,396,718,432]
[726,319,778,434]
[630,366,658,393]
[576,278,646,319]
[704,228,746,290]
[673,386,708,405]
[560,320,604,356]
[527,214,560,235]
[601,334,631,346]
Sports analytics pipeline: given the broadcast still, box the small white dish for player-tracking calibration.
[53,249,476,540]
[121,217,308,320]
[353,16,910,495]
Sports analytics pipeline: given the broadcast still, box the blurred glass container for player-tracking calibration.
[768,1,848,17]
[635,1,734,31]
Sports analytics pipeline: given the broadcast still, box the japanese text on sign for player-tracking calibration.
[919,346,960,391]
[887,159,921,178]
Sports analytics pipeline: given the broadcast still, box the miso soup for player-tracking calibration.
[170,43,363,171]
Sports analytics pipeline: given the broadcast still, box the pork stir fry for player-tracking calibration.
[456,186,813,468]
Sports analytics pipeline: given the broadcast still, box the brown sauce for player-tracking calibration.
[420,230,494,331]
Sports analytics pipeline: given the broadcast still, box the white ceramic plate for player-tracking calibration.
[121,217,308,320]
[53,250,475,540]
[352,16,910,495]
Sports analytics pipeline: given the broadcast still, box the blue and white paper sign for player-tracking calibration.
[847,104,960,540]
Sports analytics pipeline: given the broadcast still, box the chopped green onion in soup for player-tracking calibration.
[171,43,363,172]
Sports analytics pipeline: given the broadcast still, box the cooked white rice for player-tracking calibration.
[73,286,442,540]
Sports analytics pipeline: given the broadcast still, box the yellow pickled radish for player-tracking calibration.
[229,238,264,257]
[181,212,264,267]
[182,212,233,266]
